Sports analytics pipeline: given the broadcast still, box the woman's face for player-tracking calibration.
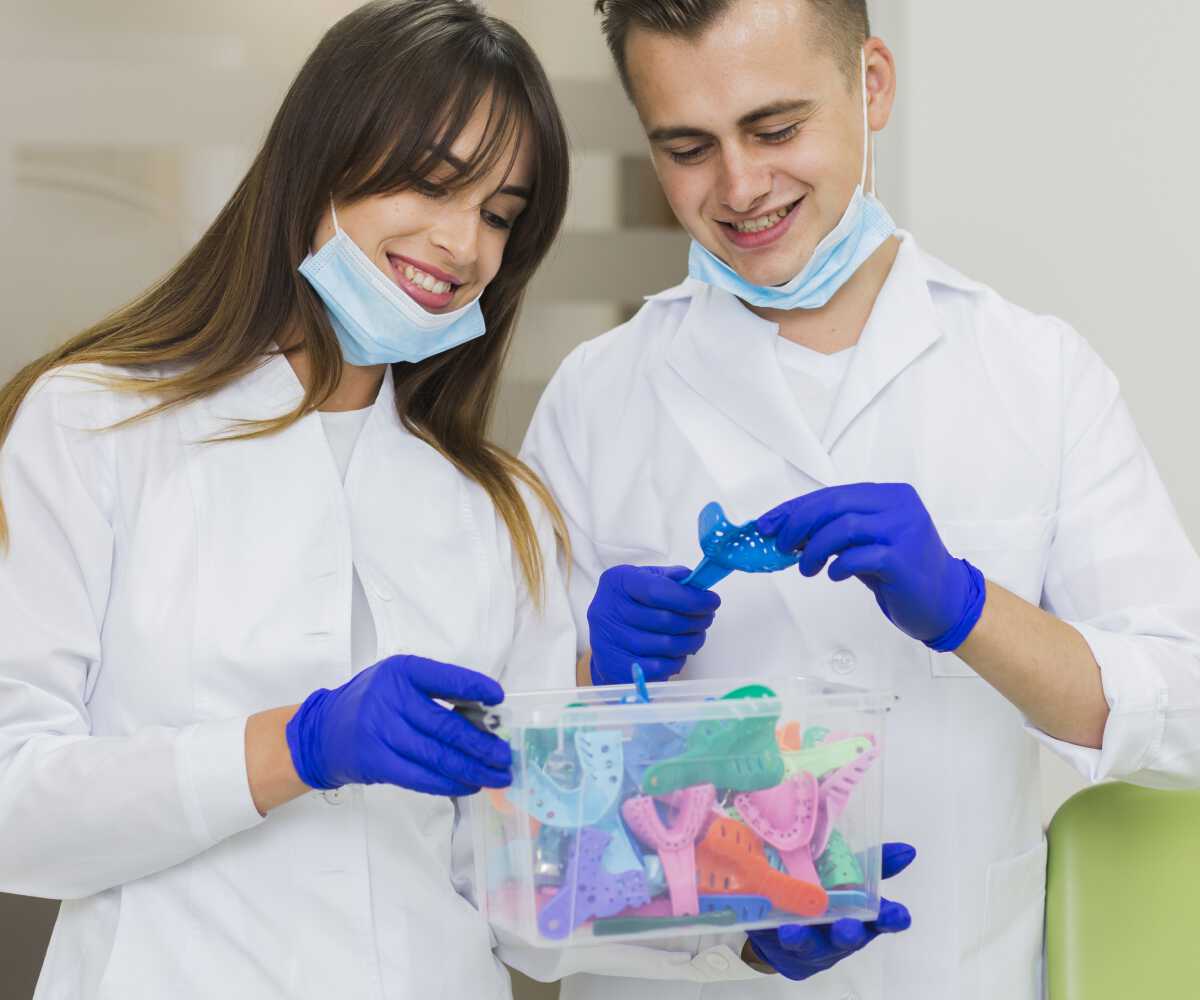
[313,101,533,314]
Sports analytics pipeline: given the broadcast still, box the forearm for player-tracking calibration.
[956,580,1108,748]
[245,705,310,814]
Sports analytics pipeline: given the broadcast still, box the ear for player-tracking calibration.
[864,37,898,133]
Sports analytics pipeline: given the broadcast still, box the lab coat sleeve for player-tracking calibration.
[519,345,605,651]
[0,373,264,900]
[1033,322,1200,788]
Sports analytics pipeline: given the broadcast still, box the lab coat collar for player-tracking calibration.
[665,280,838,486]
[229,349,399,430]
[821,232,945,450]
[661,232,951,486]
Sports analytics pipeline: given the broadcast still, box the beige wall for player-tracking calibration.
[1,1,1197,996]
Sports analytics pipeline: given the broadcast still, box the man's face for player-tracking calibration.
[625,0,893,287]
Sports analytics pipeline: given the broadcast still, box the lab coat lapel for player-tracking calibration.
[665,283,837,487]
[822,237,944,452]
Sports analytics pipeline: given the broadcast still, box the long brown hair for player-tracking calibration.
[0,0,571,601]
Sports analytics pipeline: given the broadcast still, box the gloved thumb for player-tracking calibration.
[881,842,917,879]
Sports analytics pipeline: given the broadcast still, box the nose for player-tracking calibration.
[428,204,481,269]
[715,145,771,217]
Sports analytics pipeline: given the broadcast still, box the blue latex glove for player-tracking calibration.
[757,484,986,652]
[285,654,513,796]
[587,564,721,684]
[746,842,916,980]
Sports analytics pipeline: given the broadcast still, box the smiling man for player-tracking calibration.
[521,1,1200,999]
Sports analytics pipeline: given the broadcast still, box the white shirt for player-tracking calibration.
[521,232,1200,1000]
[320,406,377,671]
[0,357,577,999]
[775,338,856,441]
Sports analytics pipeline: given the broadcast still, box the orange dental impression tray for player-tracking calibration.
[695,814,828,917]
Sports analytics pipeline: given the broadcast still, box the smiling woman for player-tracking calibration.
[0,0,571,599]
[0,3,580,999]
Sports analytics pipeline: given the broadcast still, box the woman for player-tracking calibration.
[0,2,576,997]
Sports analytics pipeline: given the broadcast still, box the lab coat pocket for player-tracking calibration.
[930,515,1055,678]
[981,838,1047,1000]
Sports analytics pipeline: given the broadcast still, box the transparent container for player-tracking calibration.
[471,675,893,947]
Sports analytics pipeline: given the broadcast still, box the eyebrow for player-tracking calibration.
[647,98,818,143]
[442,151,531,200]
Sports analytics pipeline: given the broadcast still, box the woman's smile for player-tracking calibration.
[386,252,462,310]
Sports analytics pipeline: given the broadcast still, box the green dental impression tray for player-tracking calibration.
[641,683,785,794]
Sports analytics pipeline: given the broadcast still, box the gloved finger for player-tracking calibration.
[828,918,871,952]
[608,628,708,660]
[619,566,722,615]
[612,601,716,636]
[372,755,481,797]
[401,655,506,706]
[775,922,834,956]
[593,656,687,685]
[797,512,888,577]
[826,544,892,583]
[758,485,893,553]
[384,724,512,788]
[866,898,912,934]
[882,842,917,878]
[402,695,514,768]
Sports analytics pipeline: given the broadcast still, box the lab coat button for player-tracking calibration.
[705,952,729,972]
[830,648,857,675]
[322,788,345,805]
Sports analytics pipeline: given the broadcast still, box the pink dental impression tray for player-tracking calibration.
[621,783,717,917]
[812,733,880,856]
[733,770,821,885]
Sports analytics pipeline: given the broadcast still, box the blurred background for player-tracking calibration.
[0,1,1196,997]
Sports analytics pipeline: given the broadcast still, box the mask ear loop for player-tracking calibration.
[329,196,342,234]
[859,48,876,196]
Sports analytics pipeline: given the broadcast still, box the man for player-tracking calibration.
[520,1,1200,998]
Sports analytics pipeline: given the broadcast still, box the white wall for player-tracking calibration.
[875,0,1200,820]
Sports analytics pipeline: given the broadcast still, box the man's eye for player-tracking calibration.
[760,124,800,143]
[667,145,709,164]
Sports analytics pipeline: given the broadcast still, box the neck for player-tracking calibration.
[750,234,901,355]
[283,341,387,411]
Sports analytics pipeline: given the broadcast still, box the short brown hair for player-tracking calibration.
[595,0,870,95]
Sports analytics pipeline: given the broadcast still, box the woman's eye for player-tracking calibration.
[667,145,709,165]
[760,124,800,144]
[413,179,450,198]
[482,210,513,232]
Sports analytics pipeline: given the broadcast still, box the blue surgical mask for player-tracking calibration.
[687,50,897,311]
[298,200,486,366]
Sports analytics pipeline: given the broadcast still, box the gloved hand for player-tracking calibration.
[757,484,986,652]
[745,841,915,980]
[285,654,512,797]
[587,564,721,685]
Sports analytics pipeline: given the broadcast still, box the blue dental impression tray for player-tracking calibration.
[681,501,801,589]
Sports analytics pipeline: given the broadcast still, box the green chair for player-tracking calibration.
[1045,782,1200,999]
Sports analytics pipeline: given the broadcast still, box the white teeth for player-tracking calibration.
[731,203,795,233]
[402,263,452,296]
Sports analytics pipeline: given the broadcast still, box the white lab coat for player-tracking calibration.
[0,354,577,999]
[521,232,1200,1000]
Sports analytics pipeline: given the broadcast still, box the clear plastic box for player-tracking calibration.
[471,675,893,947]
